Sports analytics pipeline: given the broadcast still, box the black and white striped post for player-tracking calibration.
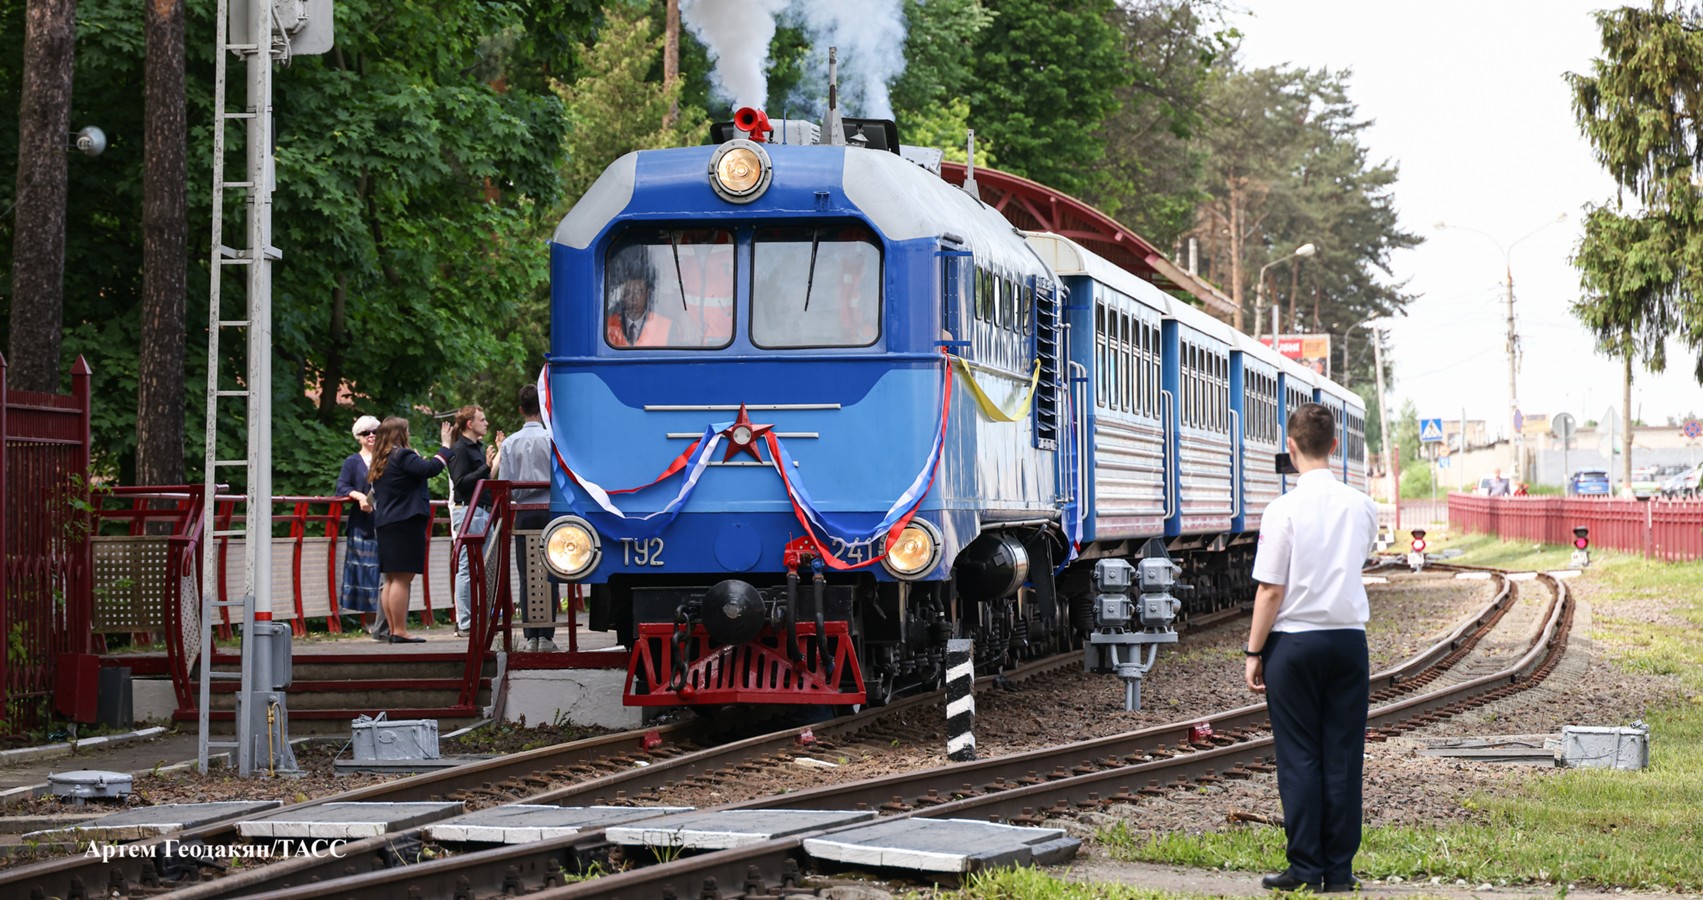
[945,638,976,762]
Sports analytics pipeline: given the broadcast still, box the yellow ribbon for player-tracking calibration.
[953,357,1043,423]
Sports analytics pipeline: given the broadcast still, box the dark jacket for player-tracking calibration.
[447,435,493,510]
[335,452,375,536]
[373,445,451,527]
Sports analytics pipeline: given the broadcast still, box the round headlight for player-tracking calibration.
[709,140,771,203]
[882,520,942,579]
[541,516,600,579]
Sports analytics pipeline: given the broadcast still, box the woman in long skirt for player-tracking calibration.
[336,415,384,638]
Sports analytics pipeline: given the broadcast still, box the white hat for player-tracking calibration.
[352,415,381,438]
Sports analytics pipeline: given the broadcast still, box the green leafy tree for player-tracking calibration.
[1189,65,1418,363]
[1567,1,1703,484]
[968,0,1125,196]
[1084,0,1229,245]
[1,0,579,494]
[888,0,993,162]
[553,4,708,207]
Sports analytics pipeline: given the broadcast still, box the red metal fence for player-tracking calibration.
[0,355,93,736]
[1449,492,1703,561]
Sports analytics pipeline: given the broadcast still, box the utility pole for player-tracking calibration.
[1436,215,1566,484]
[1505,259,1521,481]
[1371,326,1396,511]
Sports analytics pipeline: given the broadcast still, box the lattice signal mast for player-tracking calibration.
[200,0,334,776]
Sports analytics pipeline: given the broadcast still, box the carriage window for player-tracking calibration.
[604,228,736,350]
[1020,283,1034,335]
[1118,315,1130,411]
[752,224,881,348]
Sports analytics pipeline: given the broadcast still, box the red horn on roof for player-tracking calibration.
[733,107,772,143]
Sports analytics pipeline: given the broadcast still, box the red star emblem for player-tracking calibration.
[719,403,775,462]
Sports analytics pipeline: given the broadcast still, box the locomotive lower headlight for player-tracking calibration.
[709,140,772,203]
[882,520,941,579]
[541,516,600,579]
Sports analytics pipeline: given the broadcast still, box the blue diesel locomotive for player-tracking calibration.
[535,109,1367,709]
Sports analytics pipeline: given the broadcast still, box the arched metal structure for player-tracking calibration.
[940,162,1236,321]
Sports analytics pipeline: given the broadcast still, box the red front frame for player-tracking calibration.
[625,622,867,706]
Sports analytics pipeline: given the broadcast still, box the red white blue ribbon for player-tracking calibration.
[762,354,953,570]
[537,369,725,538]
[535,353,952,558]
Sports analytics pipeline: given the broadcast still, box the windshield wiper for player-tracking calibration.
[668,231,688,311]
[802,228,821,312]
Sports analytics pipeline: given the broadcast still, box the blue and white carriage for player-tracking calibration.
[535,111,1368,709]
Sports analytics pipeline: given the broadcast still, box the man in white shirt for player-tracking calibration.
[1245,402,1378,893]
[501,383,560,651]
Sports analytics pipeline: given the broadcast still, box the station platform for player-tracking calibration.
[102,612,650,734]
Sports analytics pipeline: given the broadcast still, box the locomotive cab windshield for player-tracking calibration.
[752,223,882,348]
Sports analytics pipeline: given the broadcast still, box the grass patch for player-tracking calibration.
[1105,536,1703,891]
[921,865,1184,898]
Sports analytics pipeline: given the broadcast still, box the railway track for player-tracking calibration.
[10,564,1544,899]
[3,651,1084,899]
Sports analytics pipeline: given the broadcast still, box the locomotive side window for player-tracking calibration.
[752,224,881,348]
[604,228,736,350]
[1095,303,1107,408]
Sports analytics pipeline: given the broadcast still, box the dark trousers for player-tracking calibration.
[514,510,557,641]
[1263,628,1369,884]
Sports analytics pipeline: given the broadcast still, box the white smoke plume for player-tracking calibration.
[790,0,906,120]
[682,0,908,120]
[680,0,792,110]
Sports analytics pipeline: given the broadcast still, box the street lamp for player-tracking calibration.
[1433,214,1566,482]
[1255,242,1316,341]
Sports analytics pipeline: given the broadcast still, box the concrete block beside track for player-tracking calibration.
[606,809,876,851]
[237,801,464,839]
[427,804,692,843]
[803,817,1080,874]
[23,801,282,841]
[505,668,649,730]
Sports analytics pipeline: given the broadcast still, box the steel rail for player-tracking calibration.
[505,572,1572,900]
[1,653,1078,897]
[221,569,1533,899]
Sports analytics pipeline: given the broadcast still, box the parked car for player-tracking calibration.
[1662,465,1702,499]
[1630,467,1665,499]
[1569,469,1612,496]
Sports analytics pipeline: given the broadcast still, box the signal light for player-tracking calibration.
[1410,529,1428,553]
[1573,526,1589,551]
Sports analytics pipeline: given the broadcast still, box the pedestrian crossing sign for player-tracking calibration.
[1420,418,1444,443]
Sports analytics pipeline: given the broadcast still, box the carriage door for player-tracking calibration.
[940,243,974,343]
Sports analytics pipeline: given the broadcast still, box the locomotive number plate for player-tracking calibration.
[828,536,879,564]
[621,537,665,567]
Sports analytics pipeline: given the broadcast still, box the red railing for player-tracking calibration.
[1448,492,1703,561]
[451,481,614,708]
[0,354,93,736]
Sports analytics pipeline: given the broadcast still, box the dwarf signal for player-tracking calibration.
[1408,529,1428,572]
[1571,526,1591,568]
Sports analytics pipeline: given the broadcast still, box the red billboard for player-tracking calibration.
[1259,334,1332,377]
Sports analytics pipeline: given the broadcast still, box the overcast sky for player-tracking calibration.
[1234,0,1703,434]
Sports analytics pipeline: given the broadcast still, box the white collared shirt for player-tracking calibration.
[1251,468,1379,632]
